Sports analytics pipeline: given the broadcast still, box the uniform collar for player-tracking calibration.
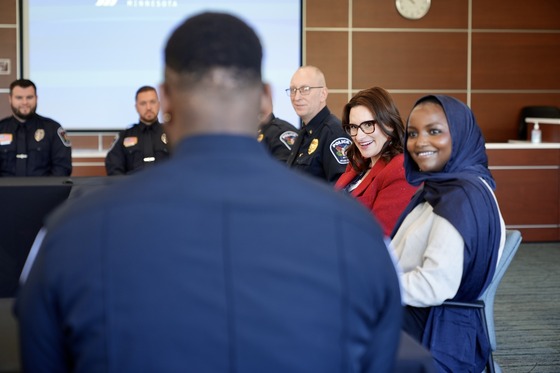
[139,120,159,131]
[301,106,330,135]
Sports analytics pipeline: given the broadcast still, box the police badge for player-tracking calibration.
[34,129,45,142]
[308,138,319,155]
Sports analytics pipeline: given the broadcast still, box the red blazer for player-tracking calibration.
[335,154,417,236]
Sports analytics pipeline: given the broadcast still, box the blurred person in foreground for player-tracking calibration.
[16,11,402,373]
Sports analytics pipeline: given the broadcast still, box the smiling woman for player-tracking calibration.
[391,95,506,372]
[334,86,417,236]
[406,99,452,172]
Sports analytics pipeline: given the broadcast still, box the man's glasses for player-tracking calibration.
[285,86,324,97]
[342,120,377,137]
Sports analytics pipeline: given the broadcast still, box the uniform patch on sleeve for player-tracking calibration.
[57,127,72,147]
[0,133,13,145]
[279,131,298,149]
[330,137,351,164]
[123,136,138,148]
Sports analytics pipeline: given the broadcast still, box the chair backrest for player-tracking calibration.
[479,229,522,350]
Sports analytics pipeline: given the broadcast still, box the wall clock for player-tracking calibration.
[395,0,431,20]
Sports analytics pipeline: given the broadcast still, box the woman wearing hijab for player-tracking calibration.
[335,87,417,236]
[391,95,506,372]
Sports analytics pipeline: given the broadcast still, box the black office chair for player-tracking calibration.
[518,106,560,140]
[443,230,522,373]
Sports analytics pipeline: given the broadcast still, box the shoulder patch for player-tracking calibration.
[0,133,13,146]
[123,136,138,148]
[57,127,71,147]
[330,137,351,164]
[279,131,298,149]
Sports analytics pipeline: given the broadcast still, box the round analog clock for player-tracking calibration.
[395,0,431,20]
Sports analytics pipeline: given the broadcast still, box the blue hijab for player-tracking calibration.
[393,95,502,372]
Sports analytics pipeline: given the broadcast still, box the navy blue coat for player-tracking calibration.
[16,134,402,373]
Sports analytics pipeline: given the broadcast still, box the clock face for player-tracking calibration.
[395,0,431,20]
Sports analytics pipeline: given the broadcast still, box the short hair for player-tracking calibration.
[342,87,405,172]
[10,79,37,95]
[164,12,262,85]
[135,86,157,100]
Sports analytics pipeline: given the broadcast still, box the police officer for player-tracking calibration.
[286,66,351,182]
[257,94,298,163]
[105,86,169,175]
[0,79,72,177]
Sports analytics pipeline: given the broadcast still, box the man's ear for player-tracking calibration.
[159,82,173,126]
[320,86,328,103]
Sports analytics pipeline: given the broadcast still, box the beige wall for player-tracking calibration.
[1,0,560,144]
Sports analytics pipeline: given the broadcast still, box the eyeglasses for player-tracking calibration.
[342,120,377,137]
[285,86,324,97]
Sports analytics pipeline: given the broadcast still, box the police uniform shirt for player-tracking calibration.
[105,121,169,176]
[257,114,298,163]
[287,106,351,183]
[0,114,72,177]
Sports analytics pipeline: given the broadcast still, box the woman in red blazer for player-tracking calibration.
[335,87,417,236]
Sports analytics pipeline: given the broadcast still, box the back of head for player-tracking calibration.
[162,12,265,141]
[165,12,262,82]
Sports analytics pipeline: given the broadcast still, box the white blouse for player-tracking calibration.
[391,179,505,307]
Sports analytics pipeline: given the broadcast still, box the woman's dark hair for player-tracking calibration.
[341,87,405,173]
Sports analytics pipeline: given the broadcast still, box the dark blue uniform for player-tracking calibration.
[287,106,351,182]
[105,121,169,175]
[0,114,72,177]
[257,113,298,163]
[16,135,402,373]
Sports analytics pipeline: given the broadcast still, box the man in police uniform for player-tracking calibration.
[0,79,72,176]
[286,66,351,182]
[16,12,402,372]
[257,94,298,162]
[105,86,169,175]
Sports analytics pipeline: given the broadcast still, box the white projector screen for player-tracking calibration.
[22,0,301,130]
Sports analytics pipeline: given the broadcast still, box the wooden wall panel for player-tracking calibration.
[471,93,560,142]
[0,28,17,88]
[306,0,348,28]
[487,148,560,166]
[103,134,117,149]
[305,31,348,89]
[472,33,560,90]
[0,92,10,118]
[353,0,468,29]
[67,135,100,150]
[392,93,468,122]
[71,157,107,177]
[352,32,468,90]
[326,92,348,120]
[0,0,17,24]
[492,168,559,225]
[472,0,560,29]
